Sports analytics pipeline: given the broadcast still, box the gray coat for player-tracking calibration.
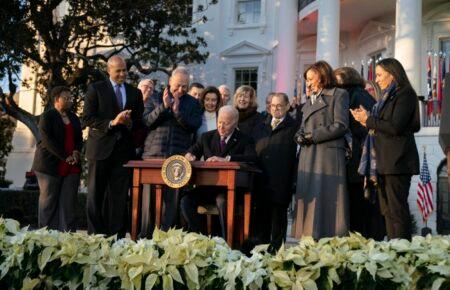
[292,87,350,240]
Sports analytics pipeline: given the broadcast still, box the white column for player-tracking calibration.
[394,0,422,92]
[316,0,340,68]
[275,0,298,96]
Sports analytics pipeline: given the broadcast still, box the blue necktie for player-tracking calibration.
[115,84,123,110]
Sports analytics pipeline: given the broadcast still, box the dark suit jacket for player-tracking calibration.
[366,85,420,175]
[82,80,144,160]
[346,86,376,183]
[255,114,299,204]
[188,129,257,163]
[142,92,202,158]
[32,108,82,176]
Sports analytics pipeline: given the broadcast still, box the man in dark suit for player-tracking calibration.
[82,55,144,237]
[141,67,202,233]
[181,105,257,238]
[254,93,298,251]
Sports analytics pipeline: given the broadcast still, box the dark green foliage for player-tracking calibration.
[0,0,216,140]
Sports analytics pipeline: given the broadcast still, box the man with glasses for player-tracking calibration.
[254,92,299,252]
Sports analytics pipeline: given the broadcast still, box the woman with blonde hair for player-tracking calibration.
[233,85,265,141]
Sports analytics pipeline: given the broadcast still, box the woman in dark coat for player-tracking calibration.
[32,86,82,231]
[292,61,350,240]
[335,67,385,240]
[254,93,298,250]
[232,85,265,141]
[351,58,420,240]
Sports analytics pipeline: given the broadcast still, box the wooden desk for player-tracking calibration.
[124,160,258,247]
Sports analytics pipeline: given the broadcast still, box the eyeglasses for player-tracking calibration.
[270,104,285,109]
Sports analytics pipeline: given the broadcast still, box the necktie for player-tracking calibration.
[115,84,123,110]
[220,137,226,152]
[272,119,280,130]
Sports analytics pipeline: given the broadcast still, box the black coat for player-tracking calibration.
[237,107,265,142]
[255,115,298,205]
[188,129,257,163]
[32,108,82,176]
[82,80,144,161]
[346,86,376,183]
[142,92,202,158]
[366,85,420,175]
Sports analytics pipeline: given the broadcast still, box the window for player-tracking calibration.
[367,51,384,80]
[234,67,258,91]
[236,0,261,25]
[442,38,450,55]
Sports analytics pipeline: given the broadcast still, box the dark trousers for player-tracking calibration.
[35,171,80,232]
[378,174,412,240]
[87,141,131,238]
[348,182,386,240]
[180,187,227,238]
[161,187,182,231]
[139,185,154,238]
[254,201,288,251]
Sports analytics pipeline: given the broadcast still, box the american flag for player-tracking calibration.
[416,152,434,222]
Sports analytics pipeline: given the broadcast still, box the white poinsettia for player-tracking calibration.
[0,219,449,290]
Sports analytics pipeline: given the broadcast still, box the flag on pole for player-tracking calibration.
[441,55,446,114]
[293,78,298,98]
[437,55,443,112]
[368,63,373,81]
[416,152,434,222]
[427,54,433,117]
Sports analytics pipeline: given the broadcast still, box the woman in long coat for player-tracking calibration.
[292,61,350,240]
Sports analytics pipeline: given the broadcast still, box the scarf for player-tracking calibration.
[358,82,397,186]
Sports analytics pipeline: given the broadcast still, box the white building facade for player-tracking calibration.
[6,0,450,234]
[187,0,450,235]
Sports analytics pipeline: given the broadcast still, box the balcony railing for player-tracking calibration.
[298,0,316,11]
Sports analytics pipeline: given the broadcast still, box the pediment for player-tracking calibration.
[220,41,271,57]
[358,21,395,44]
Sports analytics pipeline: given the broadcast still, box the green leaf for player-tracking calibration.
[21,277,40,290]
[167,265,184,285]
[184,263,199,286]
[162,274,174,290]
[38,247,54,271]
[431,277,445,290]
[145,274,158,290]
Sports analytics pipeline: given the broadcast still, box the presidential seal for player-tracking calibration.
[161,155,192,188]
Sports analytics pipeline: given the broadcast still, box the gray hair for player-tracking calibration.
[218,84,230,92]
[138,79,154,88]
[171,67,189,78]
[218,105,239,123]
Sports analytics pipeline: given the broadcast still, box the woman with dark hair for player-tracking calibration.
[335,67,385,240]
[32,86,82,232]
[196,86,222,140]
[233,85,265,141]
[292,60,350,239]
[352,57,420,240]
